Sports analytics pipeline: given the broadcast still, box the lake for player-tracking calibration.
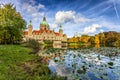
[39,47,120,80]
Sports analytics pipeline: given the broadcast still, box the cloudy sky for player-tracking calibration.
[1,0,120,37]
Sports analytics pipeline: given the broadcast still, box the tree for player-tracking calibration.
[114,33,120,48]
[80,34,90,43]
[74,37,79,43]
[99,33,105,47]
[0,4,26,44]
[94,35,100,44]
[104,31,117,47]
[94,35,100,48]
[89,36,95,46]
[67,38,74,43]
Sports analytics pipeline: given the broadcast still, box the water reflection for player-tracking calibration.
[95,43,100,48]
[38,45,67,63]
[38,46,120,80]
[67,44,93,49]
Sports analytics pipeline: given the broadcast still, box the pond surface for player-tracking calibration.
[40,47,120,80]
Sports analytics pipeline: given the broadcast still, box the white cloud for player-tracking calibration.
[32,12,44,17]
[83,24,102,34]
[21,3,44,16]
[74,17,89,23]
[38,4,45,9]
[50,10,90,30]
[20,2,45,29]
[49,23,58,29]
[100,20,120,31]
[55,11,89,24]
[55,11,75,24]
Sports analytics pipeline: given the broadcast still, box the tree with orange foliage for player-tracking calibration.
[79,35,90,43]
[99,33,105,47]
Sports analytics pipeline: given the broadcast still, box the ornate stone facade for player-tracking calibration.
[23,17,67,43]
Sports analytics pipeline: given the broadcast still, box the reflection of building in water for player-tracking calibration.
[95,43,100,48]
[23,16,67,45]
[53,41,61,48]
[37,46,67,60]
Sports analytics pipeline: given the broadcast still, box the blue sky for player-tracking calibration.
[1,0,120,37]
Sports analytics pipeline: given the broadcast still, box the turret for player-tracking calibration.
[59,25,63,35]
[43,16,46,21]
[28,20,33,36]
[40,16,50,30]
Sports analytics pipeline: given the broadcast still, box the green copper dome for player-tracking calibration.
[40,16,49,26]
[40,21,49,25]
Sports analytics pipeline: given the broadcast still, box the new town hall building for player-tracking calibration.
[23,17,67,45]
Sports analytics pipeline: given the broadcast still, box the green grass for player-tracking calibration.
[0,44,65,80]
[0,44,35,63]
[0,44,36,79]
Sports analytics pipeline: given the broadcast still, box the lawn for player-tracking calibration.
[0,44,65,80]
[0,44,36,79]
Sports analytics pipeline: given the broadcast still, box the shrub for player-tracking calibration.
[26,39,40,53]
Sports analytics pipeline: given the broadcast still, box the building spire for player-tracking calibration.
[59,24,63,34]
[43,16,46,21]
[59,24,62,30]
[28,20,32,26]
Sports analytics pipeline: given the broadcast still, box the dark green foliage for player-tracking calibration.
[31,64,51,76]
[0,4,26,44]
[114,34,120,48]
[26,39,40,53]
[103,31,120,47]
[44,40,53,44]
[81,34,89,37]
[89,36,95,46]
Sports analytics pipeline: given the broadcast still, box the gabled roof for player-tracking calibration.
[50,30,53,33]
[23,30,61,36]
[32,30,40,34]
[54,32,60,36]
[45,30,49,33]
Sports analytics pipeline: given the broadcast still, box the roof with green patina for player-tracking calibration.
[40,21,49,25]
[28,20,32,26]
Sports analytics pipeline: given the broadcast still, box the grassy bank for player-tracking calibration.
[0,45,35,79]
[0,44,65,80]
